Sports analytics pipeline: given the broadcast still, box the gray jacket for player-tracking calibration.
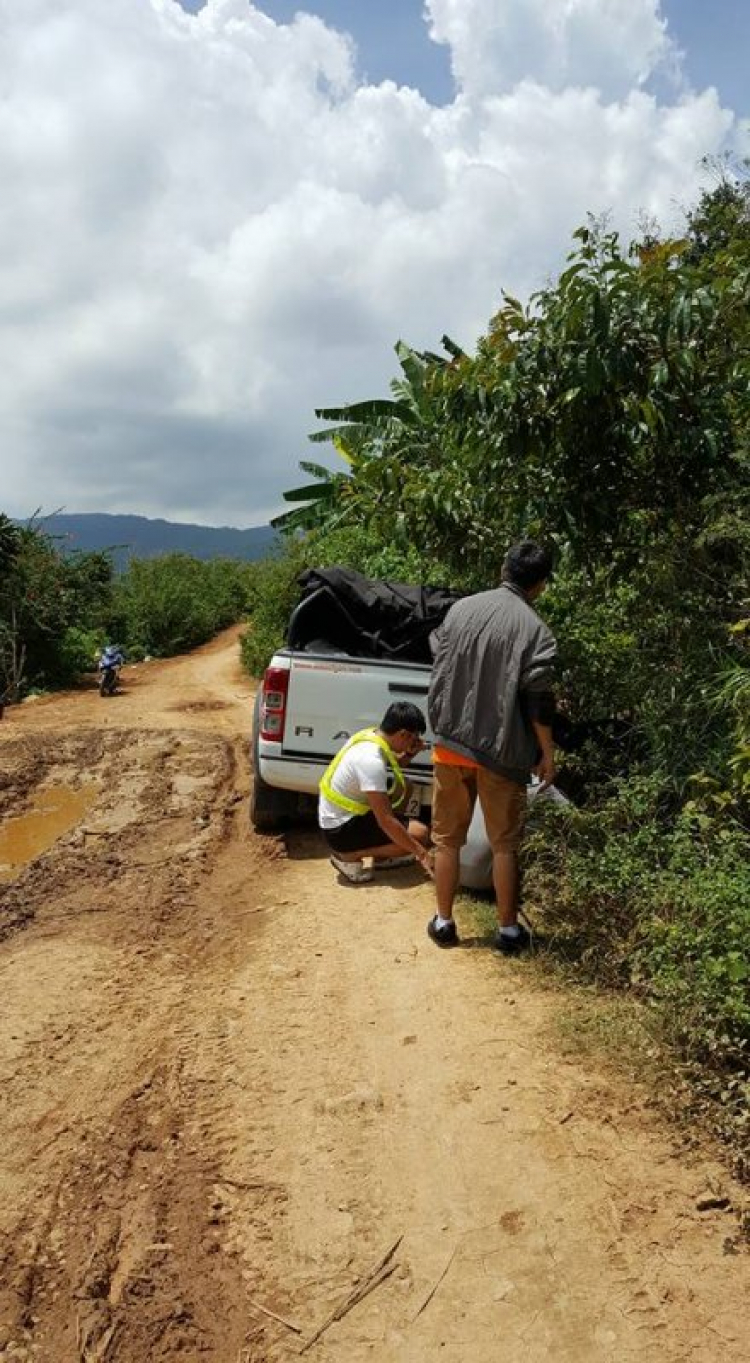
[428,582,556,785]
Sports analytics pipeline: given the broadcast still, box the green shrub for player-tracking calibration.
[113,554,253,658]
[57,626,106,681]
[240,542,308,677]
[524,780,750,1077]
[636,828,750,1068]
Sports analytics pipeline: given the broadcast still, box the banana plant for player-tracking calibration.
[271,458,350,533]
[309,338,462,451]
[271,430,370,533]
[275,338,465,533]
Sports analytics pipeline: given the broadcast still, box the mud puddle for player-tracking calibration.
[0,784,96,881]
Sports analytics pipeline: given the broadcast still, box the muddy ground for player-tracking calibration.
[0,629,747,1363]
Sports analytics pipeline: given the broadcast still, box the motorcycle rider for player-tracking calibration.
[98,642,125,694]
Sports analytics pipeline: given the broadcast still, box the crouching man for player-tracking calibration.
[319,702,434,884]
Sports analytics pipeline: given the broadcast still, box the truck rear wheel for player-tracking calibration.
[250,766,296,833]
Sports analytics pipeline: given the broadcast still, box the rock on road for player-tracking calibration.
[0,628,747,1362]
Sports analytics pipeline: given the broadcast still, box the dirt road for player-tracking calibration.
[0,629,747,1363]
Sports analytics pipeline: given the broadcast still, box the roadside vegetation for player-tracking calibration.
[247,163,750,1169]
[0,520,256,698]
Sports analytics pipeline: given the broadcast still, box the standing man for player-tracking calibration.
[426,542,557,953]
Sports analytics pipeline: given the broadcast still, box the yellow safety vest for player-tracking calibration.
[319,728,406,817]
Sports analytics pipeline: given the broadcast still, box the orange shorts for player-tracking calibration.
[431,762,526,854]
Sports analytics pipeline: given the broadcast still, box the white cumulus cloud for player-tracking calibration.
[0,0,743,525]
[425,0,675,97]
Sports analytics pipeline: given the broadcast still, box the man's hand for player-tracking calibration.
[531,719,556,791]
[417,847,435,880]
[533,750,556,790]
[367,790,434,872]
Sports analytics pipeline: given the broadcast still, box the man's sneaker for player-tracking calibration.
[427,915,459,948]
[493,923,532,956]
[330,855,373,884]
[377,854,416,869]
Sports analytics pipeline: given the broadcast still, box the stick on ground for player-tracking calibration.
[246,1297,303,1334]
[412,1244,457,1322]
[300,1236,403,1354]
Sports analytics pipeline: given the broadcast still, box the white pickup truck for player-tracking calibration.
[249,568,565,889]
[251,568,456,839]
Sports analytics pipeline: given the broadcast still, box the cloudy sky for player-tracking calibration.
[2,1,748,529]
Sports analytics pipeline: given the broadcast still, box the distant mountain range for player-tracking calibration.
[32,513,277,570]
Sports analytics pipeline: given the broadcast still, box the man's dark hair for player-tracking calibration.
[502,541,553,590]
[381,701,427,736]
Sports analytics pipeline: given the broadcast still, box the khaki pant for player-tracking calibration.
[431,763,526,854]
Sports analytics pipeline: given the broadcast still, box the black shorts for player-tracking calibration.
[323,810,407,855]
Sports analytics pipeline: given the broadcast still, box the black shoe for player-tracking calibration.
[427,915,459,948]
[493,923,532,956]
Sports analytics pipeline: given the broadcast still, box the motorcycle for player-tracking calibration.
[98,647,124,697]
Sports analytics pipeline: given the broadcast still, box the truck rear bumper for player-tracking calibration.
[258,754,325,795]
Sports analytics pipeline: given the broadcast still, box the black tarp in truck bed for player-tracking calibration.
[288,566,463,664]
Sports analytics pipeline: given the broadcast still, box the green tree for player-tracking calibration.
[277,195,750,779]
[684,157,750,264]
[0,514,21,576]
[0,524,109,696]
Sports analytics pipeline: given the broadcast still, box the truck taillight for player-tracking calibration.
[260,666,289,742]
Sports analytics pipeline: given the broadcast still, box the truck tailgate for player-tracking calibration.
[282,654,433,783]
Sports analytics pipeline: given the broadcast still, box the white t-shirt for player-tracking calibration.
[319,740,390,830]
